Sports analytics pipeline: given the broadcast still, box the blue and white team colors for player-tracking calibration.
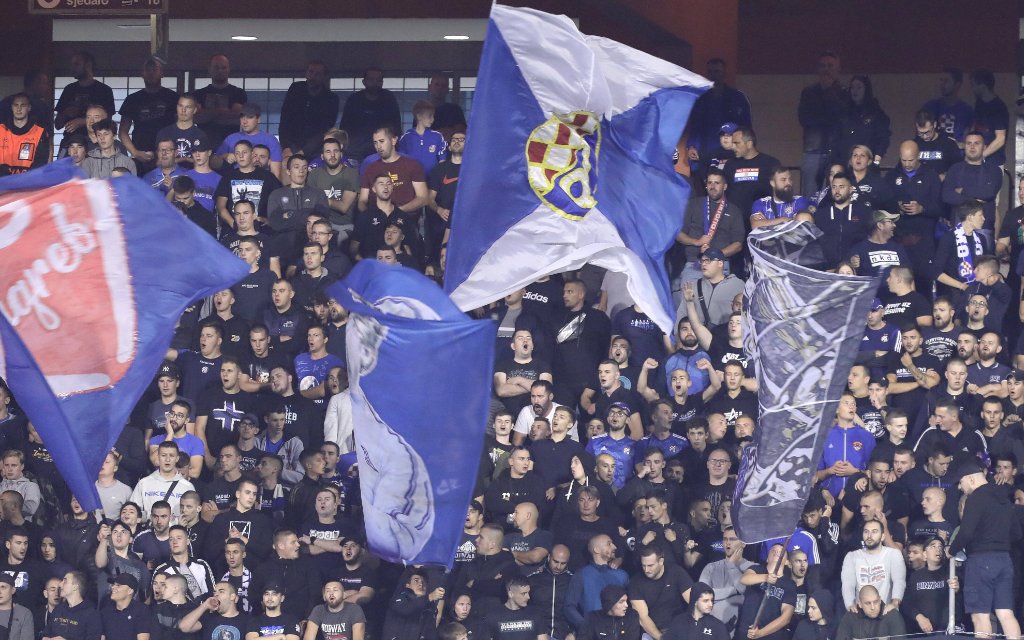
[0,160,248,511]
[327,261,495,567]
[444,5,711,336]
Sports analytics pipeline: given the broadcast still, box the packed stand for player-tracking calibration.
[0,48,1021,640]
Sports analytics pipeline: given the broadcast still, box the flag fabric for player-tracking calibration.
[732,221,878,543]
[327,261,495,566]
[0,160,249,511]
[443,4,710,336]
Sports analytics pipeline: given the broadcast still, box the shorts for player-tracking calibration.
[964,551,1015,613]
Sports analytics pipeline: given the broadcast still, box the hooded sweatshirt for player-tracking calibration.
[663,582,730,640]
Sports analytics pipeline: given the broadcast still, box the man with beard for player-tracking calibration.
[553,280,612,406]
[148,399,205,479]
[307,580,367,640]
[676,167,745,286]
[847,210,912,278]
[677,251,744,329]
[887,140,943,291]
[724,127,779,218]
[426,128,465,262]
[966,331,1010,398]
[840,520,906,612]
[840,457,911,533]
[308,137,359,235]
[54,51,114,138]
[118,56,177,174]
[586,405,638,490]
[750,167,813,228]
[814,171,872,269]
[885,324,940,417]
[921,296,958,366]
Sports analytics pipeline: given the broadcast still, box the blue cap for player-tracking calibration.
[871,298,883,310]
[719,122,739,135]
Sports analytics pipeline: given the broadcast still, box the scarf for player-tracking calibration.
[953,223,983,282]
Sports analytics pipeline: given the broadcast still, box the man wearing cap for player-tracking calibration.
[952,458,1023,639]
[246,582,301,639]
[156,93,206,167]
[859,299,900,371]
[215,101,282,176]
[118,56,178,174]
[0,571,32,640]
[99,572,152,640]
[182,135,222,214]
[677,249,744,330]
[148,399,205,479]
[677,168,744,290]
[847,210,912,278]
[147,361,195,443]
[214,138,283,230]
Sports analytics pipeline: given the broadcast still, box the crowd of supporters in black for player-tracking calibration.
[0,47,1021,640]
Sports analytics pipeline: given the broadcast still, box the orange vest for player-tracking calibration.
[0,122,46,174]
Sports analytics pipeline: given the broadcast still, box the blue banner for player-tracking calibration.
[0,160,249,510]
[327,261,495,567]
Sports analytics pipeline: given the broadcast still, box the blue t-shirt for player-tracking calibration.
[148,432,205,458]
[750,195,811,222]
[861,324,901,354]
[586,434,637,489]
[217,131,284,161]
[184,169,222,212]
[294,352,344,392]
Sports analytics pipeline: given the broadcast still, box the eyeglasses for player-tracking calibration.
[166,412,188,420]
[708,459,730,466]
[450,137,466,142]
[969,300,988,307]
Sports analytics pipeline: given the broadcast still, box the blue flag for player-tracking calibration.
[0,161,249,511]
[444,4,710,335]
[327,261,495,567]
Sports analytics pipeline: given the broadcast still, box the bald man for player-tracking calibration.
[909,486,954,542]
[886,138,943,291]
[836,585,907,640]
[507,502,553,575]
[529,545,573,640]
[564,534,628,629]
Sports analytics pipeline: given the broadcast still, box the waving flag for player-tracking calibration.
[328,261,495,566]
[732,221,878,543]
[0,161,248,510]
[444,4,710,335]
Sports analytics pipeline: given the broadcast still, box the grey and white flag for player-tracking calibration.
[732,221,878,543]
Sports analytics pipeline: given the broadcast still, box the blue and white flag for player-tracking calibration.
[732,221,878,543]
[327,261,495,567]
[444,4,710,335]
[0,161,249,511]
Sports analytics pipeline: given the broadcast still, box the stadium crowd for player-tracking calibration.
[0,47,1021,640]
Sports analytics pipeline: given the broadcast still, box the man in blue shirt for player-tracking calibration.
[398,101,447,175]
[750,167,813,229]
[815,392,876,500]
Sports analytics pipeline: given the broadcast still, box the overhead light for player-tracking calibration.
[116,23,149,29]
[443,34,470,40]
[231,35,258,41]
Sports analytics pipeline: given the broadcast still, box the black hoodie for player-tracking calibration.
[663,582,730,640]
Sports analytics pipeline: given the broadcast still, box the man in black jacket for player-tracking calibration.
[663,582,729,640]
[577,584,642,640]
[528,545,573,640]
[952,458,1023,638]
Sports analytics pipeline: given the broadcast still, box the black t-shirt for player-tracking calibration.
[214,167,282,218]
[194,83,249,146]
[197,387,259,456]
[427,160,461,215]
[972,97,1010,165]
[120,87,179,152]
[915,134,962,176]
[881,290,931,328]
[222,232,278,271]
[200,612,249,640]
[627,563,693,630]
[247,612,302,638]
[176,350,224,403]
[886,350,941,412]
[231,268,277,324]
[156,122,207,159]
[708,337,750,374]
[56,80,115,124]
[724,153,780,217]
[202,476,241,510]
[921,327,958,366]
[705,388,758,428]
[241,350,290,390]
[523,277,566,329]
[670,394,705,435]
[488,605,543,640]
[494,357,551,416]
[352,206,417,259]
[336,561,380,596]
[854,394,886,440]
